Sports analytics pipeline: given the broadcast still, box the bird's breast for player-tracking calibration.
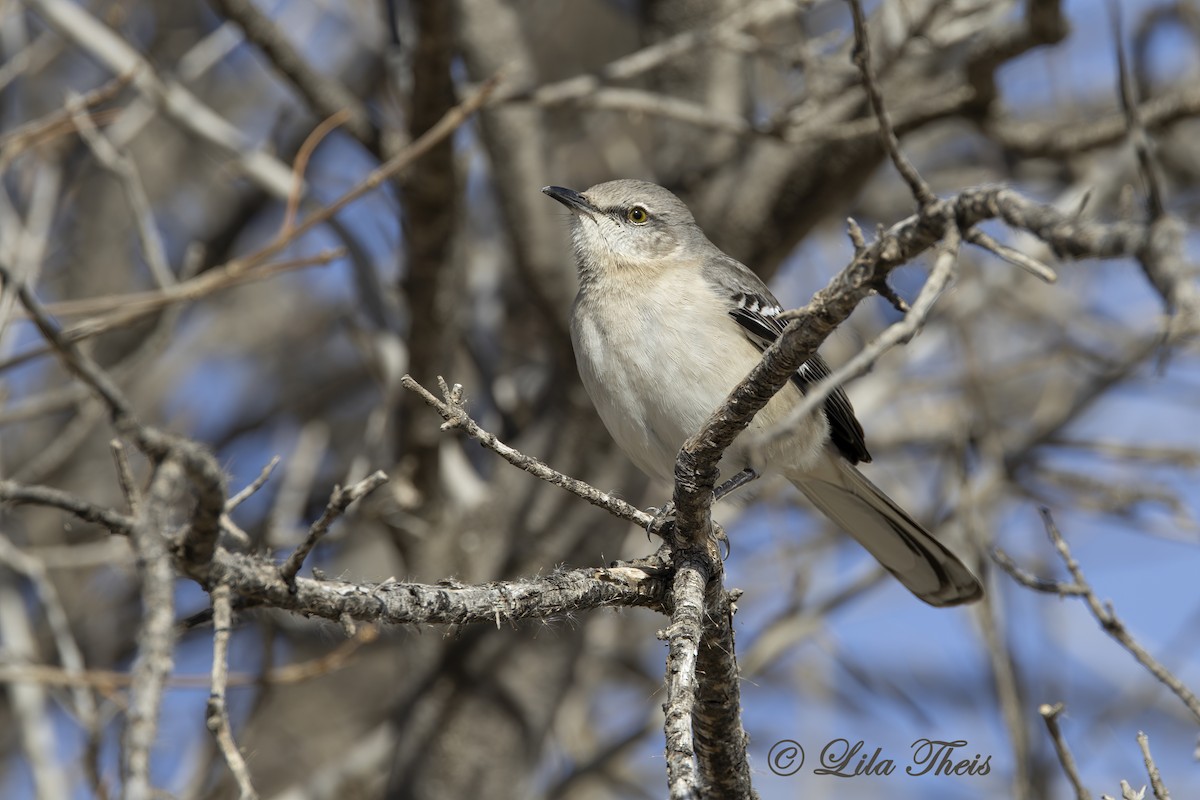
[570,273,809,481]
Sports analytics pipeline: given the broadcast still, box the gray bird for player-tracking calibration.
[543,179,982,607]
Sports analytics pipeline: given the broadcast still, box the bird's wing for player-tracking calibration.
[703,254,871,464]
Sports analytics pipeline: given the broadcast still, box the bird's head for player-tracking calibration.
[542,180,706,279]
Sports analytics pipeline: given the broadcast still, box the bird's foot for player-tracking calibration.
[609,543,673,575]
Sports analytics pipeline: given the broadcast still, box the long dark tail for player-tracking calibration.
[789,456,982,607]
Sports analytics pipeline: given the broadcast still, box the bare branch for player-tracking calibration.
[23,0,295,197]
[0,580,68,800]
[1109,0,1165,220]
[489,0,801,105]
[1038,509,1200,724]
[66,90,174,289]
[1137,731,1170,800]
[4,272,228,575]
[847,0,936,207]
[206,583,258,800]
[991,547,1086,595]
[692,585,753,798]
[1039,702,1090,800]
[0,531,101,798]
[110,439,140,516]
[207,552,671,626]
[226,456,281,512]
[278,470,389,587]
[205,0,378,153]
[992,84,1200,157]
[122,461,182,800]
[0,479,134,534]
[964,227,1058,283]
[0,71,130,164]
[401,375,658,532]
[662,559,707,799]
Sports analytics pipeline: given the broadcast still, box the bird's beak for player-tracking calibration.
[542,185,595,217]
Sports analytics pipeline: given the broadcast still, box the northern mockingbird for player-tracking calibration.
[543,179,982,607]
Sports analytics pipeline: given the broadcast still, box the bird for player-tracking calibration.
[542,179,982,607]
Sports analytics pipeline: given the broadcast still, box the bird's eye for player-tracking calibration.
[626,206,649,224]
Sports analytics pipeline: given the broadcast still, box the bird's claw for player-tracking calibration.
[714,525,731,561]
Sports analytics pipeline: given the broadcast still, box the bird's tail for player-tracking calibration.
[788,456,982,607]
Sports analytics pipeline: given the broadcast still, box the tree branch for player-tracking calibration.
[122,461,181,800]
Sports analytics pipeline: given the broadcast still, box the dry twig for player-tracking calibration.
[206,583,258,800]
[1039,703,1090,800]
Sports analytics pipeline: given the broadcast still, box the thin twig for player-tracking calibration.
[1136,731,1170,800]
[0,532,102,797]
[35,249,342,322]
[4,269,142,419]
[401,375,658,532]
[0,480,134,535]
[847,0,936,206]
[0,624,378,690]
[964,227,1058,283]
[1039,703,1090,800]
[122,461,182,800]
[251,74,500,267]
[1038,508,1200,723]
[0,249,345,376]
[110,439,141,516]
[219,456,281,549]
[0,71,132,163]
[490,0,797,105]
[66,90,175,289]
[278,471,389,587]
[991,547,1086,595]
[206,583,258,800]
[226,456,281,512]
[1109,0,1164,220]
[281,109,350,237]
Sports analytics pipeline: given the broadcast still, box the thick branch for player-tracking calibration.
[692,585,754,799]
[207,550,671,626]
[662,558,707,799]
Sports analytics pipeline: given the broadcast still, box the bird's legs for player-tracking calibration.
[713,467,759,503]
[644,467,760,537]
